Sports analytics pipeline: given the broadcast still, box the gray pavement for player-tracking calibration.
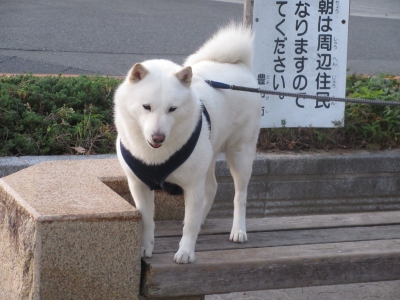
[350,0,400,19]
[0,0,399,76]
[0,0,242,75]
[348,0,400,75]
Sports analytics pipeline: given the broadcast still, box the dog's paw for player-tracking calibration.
[140,239,154,258]
[229,230,247,243]
[174,249,195,264]
[141,245,154,258]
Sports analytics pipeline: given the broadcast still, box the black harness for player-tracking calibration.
[120,105,211,196]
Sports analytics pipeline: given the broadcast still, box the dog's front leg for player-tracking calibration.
[128,178,155,258]
[174,183,205,264]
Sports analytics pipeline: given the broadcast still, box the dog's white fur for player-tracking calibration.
[114,24,261,264]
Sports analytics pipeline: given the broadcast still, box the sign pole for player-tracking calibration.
[243,0,254,27]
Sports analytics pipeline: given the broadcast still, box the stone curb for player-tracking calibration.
[0,154,117,178]
[2,150,400,219]
[2,149,400,178]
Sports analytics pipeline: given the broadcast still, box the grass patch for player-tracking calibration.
[0,73,399,156]
[0,74,120,156]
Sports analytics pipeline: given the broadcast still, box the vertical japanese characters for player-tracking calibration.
[294,1,310,108]
[316,0,335,109]
[273,1,287,100]
[252,0,348,128]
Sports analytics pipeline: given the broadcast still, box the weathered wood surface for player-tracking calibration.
[142,212,400,298]
[155,211,400,237]
[140,296,204,300]
[153,225,400,254]
[142,239,400,298]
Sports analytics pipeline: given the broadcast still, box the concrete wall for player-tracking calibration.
[211,151,400,218]
[2,150,400,220]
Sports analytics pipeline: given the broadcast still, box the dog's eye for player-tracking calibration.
[169,106,177,113]
[143,104,151,111]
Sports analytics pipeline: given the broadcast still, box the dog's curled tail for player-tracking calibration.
[184,23,254,69]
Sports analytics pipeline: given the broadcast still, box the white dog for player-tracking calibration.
[114,24,261,264]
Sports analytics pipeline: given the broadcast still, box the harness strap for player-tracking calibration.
[120,104,211,196]
[202,103,211,133]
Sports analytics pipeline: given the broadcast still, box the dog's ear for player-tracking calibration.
[129,63,148,83]
[175,66,192,86]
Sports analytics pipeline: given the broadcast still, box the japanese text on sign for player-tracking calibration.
[253,0,349,128]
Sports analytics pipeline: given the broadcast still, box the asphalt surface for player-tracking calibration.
[0,0,399,76]
[0,0,242,75]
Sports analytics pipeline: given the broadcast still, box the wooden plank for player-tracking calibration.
[142,239,400,298]
[154,211,400,237]
[153,224,400,254]
[139,296,204,300]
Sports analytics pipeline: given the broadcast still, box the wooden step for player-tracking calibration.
[142,239,400,297]
[154,211,400,237]
[142,211,400,298]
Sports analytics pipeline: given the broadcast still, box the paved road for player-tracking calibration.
[348,0,400,75]
[0,0,242,75]
[0,0,399,76]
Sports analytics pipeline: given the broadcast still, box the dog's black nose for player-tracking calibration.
[152,134,165,144]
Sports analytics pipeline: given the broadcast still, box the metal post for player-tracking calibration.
[243,0,254,27]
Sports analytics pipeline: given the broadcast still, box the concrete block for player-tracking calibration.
[153,192,185,221]
[256,150,400,217]
[264,196,400,217]
[214,154,230,177]
[215,181,266,201]
[113,190,185,222]
[251,152,270,176]
[0,159,141,300]
[208,198,265,219]
[0,187,36,299]
[206,181,266,219]
[38,219,139,299]
[266,174,400,200]
[0,154,117,178]
[266,150,400,176]
[20,154,117,167]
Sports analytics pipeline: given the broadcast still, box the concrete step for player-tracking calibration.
[1,151,400,299]
[2,150,400,218]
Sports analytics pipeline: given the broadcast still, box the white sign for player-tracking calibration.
[253,0,349,128]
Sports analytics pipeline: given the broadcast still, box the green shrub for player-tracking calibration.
[0,73,399,156]
[0,74,121,156]
[258,74,400,152]
[344,74,400,149]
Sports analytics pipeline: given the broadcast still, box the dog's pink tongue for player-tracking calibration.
[148,141,162,148]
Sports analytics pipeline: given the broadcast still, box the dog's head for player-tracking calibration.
[114,60,198,150]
